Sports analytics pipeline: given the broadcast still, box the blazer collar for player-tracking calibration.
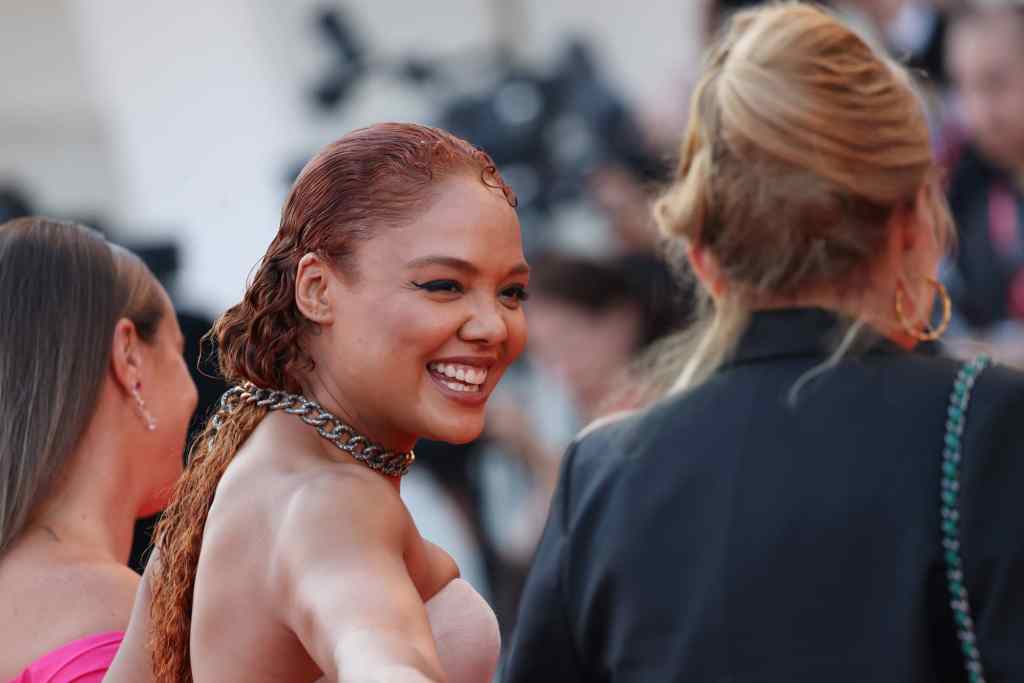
[723,307,914,369]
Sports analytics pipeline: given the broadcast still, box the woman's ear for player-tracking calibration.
[295,252,335,324]
[110,318,142,394]
[889,184,934,255]
[687,243,727,298]
[910,180,941,250]
[885,184,942,282]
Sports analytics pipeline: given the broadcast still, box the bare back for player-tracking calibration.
[187,411,459,682]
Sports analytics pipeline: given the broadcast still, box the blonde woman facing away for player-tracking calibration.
[505,5,1024,682]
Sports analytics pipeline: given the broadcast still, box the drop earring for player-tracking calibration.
[132,382,157,431]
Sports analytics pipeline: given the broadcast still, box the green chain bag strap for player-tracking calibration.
[940,354,992,683]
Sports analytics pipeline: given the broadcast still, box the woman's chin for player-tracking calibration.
[420,415,486,446]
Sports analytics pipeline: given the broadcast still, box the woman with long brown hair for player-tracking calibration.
[0,217,197,682]
[106,122,528,682]
[506,4,1024,681]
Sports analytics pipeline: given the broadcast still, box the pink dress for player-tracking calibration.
[6,632,123,683]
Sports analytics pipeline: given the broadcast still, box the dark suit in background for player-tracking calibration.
[504,308,1024,682]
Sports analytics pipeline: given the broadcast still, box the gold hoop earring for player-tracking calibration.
[895,277,952,342]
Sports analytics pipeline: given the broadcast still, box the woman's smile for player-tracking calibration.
[426,357,497,406]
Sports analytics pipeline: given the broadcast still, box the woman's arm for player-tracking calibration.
[274,471,448,683]
[102,550,159,683]
[106,474,448,683]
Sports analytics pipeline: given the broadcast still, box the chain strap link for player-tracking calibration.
[210,383,415,477]
[941,355,991,683]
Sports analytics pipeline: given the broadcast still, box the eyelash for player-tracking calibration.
[412,279,463,294]
[502,285,530,302]
[410,280,530,303]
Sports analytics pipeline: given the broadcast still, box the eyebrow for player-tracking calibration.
[405,255,530,278]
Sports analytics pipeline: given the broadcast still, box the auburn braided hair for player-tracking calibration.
[148,122,515,682]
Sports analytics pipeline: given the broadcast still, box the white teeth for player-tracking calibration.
[428,362,488,386]
[441,379,480,393]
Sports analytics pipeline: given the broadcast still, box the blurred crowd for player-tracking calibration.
[3,0,1023,654]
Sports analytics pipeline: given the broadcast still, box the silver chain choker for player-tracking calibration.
[212,383,416,477]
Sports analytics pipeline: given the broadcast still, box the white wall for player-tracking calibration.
[2,0,703,313]
[0,1,117,218]
[68,0,309,311]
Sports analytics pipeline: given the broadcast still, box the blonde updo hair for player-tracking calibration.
[653,2,952,391]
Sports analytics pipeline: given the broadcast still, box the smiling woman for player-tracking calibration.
[104,123,527,683]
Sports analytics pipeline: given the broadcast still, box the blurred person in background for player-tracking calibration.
[942,2,1024,363]
[482,250,689,644]
[489,250,689,502]
[0,218,197,682]
[506,4,1024,681]
[587,164,665,255]
[106,123,527,683]
[523,251,689,425]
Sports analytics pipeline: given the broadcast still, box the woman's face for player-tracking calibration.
[949,11,1024,172]
[313,175,528,449]
[136,287,198,515]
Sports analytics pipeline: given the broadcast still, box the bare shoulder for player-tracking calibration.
[273,466,412,569]
[35,558,139,633]
[0,556,139,679]
[72,560,141,619]
[278,466,461,602]
[266,466,427,656]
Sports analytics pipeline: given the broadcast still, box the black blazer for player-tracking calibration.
[504,308,1024,682]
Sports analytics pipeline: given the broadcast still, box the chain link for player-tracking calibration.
[940,355,991,683]
[210,383,415,477]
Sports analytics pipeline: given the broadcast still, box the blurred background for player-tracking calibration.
[4,0,1023,675]
[0,0,703,312]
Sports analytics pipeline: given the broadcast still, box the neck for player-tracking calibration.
[751,287,918,350]
[28,483,138,566]
[290,410,406,495]
[298,376,418,455]
[266,381,411,492]
[27,409,149,565]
